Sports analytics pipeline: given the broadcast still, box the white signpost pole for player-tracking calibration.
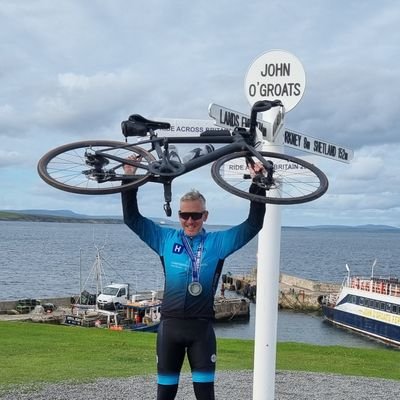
[244,50,306,400]
[253,109,283,400]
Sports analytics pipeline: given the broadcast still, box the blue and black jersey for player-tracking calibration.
[122,188,265,320]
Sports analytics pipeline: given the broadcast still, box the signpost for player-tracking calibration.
[245,50,352,400]
[245,50,304,400]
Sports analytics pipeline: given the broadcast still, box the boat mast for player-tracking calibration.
[79,248,83,303]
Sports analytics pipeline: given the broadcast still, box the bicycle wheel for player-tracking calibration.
[38,140,156,194]
[211,151,328,205]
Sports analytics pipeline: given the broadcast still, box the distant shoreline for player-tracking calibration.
[0,211,123,224]
[1,211,399,231]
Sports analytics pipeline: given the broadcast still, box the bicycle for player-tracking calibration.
[37,100,328,216]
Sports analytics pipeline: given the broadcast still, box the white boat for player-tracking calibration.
[319,261,400,347]
[64,246,163,332]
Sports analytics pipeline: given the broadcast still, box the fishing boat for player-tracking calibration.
[319,261,400,347]
[65,291,163,332]
[124,295,162,332]
[64,245,163,332]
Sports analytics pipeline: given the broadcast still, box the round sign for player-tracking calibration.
[244,50,306,112]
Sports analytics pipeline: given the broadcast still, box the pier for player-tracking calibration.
[222,272,340,312]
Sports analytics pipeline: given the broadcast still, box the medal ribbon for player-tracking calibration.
[181,234,204,283]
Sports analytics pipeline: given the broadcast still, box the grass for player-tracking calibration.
[0,211,21,219]
[0,321,399,389]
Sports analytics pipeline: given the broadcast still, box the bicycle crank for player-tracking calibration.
[148,160,185,176]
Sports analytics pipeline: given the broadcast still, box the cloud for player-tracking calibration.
[0,149,25,168]
[334,144,400,194]
[1,0,400,227]
[0,104,19,136]
[32,69,147,137]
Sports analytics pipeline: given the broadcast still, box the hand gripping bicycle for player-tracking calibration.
[37,100,328,216]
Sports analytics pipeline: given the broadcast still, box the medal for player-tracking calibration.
[181,233,205,298]
[188,282,203,296]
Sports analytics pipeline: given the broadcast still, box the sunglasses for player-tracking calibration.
[178,211,206,221]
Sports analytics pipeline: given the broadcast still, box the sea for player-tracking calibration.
[1,220,400,350]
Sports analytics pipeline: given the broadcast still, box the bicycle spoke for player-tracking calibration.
[211,151,328,205]
[38,140,156,195]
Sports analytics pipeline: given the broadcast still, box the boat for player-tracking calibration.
[319,261,400,347]
[65,291,163,332]
[124,295,162,332]
[63,246,163,332]
[65,293,162,332]
[214,296,250,321]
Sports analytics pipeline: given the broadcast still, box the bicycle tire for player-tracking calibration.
[211,150,328,205]
[37,140,156,195]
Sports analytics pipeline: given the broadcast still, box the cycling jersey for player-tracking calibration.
[122,187,265,320]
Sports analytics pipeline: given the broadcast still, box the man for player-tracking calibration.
[122,167,266,400]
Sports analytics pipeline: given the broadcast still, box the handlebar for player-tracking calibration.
[249,100,283,136]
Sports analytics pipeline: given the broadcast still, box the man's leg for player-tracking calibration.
[187,320,216,400]
[192,382,215,400]
[156,319,186,400]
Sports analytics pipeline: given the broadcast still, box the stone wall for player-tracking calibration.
[0,296,72,313]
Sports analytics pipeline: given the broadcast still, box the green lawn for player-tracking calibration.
[0,321,399,388]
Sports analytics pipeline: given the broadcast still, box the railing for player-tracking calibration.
[348,276,400,297]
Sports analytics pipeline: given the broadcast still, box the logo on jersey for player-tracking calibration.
[172,243,184,254]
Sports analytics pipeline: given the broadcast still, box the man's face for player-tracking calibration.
[179,199,208,237]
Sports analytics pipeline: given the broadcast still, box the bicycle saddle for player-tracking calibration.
[200,129,231,137]
[121,114,171,137]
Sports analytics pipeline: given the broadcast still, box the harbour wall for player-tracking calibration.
[222,272,341,311]
[0,297,72,314]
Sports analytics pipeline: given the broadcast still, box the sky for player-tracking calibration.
[1,0,399,227]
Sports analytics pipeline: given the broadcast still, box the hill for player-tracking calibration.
[0,210,123,224]
[1,209,399,231]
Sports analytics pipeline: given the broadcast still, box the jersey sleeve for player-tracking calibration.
[121,188,171,255]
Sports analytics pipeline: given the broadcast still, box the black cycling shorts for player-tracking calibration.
[156,318,217,385]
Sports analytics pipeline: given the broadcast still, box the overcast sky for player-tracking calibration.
[1,0,399,227]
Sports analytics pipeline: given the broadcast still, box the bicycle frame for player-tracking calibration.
[94,132,266,215]
[102,135,260,176]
